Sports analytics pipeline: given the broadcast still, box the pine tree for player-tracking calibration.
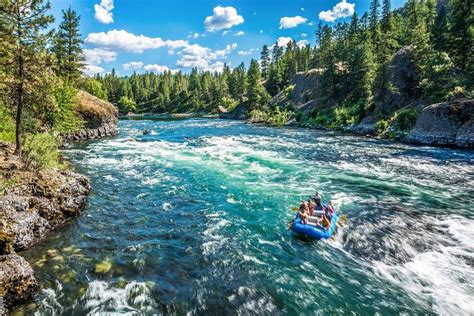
[0,0,55,155]
[51,7,84,82]
[260,45,271,80]
[247,59,270,110]
[369,0,382,49]
[446,0,473,71]
[432,4,448,52]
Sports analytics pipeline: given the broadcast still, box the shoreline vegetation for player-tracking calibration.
[82,0,471,148]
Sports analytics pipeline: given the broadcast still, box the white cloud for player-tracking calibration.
[297,39,309,47]
[237,50,252,56]
[259,30,263,34]
[85,29,189,53]
[144,64,178,74]
[203,61,226,73]
[222,30,231,36]
[276,36,293,47]
[301,33,308,37]
[204,6,244,32]
[319,0,355,22]
[94,0,114,24]
[176,43,235,71]
[123,61,144,71]
[279,16,307,29]
[235,31,245,36]
[84,48,117,65]
[83,64,105,76]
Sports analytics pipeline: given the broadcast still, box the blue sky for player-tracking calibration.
[50,0,406,76]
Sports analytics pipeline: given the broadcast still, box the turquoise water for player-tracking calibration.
[20,118,474,315]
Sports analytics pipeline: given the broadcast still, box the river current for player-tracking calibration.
[18,118,473,315]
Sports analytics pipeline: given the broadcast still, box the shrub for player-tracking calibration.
[0,102,15,143]
[221,97,239,112]
[392,109,419,132]
[23,133,62,170]
[283,85,295,98]
[295,112,304,122]
[374,119,389,135]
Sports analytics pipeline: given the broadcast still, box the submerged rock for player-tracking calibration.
[406,98,474,148]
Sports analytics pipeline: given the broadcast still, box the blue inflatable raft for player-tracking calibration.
[291,213,339,239]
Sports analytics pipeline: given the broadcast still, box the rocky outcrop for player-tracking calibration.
[0,142,91,313]
[0,254,39,312]
[271,69,324,114]
[406,98,474,148]
[373,46,421,114]
[65,90,119,141]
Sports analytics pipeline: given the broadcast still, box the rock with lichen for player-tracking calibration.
[0,253,39,312]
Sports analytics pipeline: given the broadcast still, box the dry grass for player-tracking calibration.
[75,90,118,121]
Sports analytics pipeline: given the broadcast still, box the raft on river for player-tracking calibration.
[291,213,339,239]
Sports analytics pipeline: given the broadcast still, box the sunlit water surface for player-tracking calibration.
[17,118,474,315]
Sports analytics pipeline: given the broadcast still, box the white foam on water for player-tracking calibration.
[162,202,172,211]
[374,216,474,315]
[81,281,155,314]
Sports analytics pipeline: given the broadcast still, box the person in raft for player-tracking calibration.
[298,201,326,229]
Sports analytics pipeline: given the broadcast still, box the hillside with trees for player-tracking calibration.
[84,0,472,139]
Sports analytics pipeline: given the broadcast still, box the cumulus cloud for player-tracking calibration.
[204,6,244,32]
[279,16,307,29]
[144,64,178,74]
[84,48,117,65]
[94,0,114,24]
[297,39,309,47]
[235,31,245,36]
[319,0,355,22]
[85,29,189,53]
[83,64,105,76]
[176,43,236,72]
[276,36,293,47]
[123,61,144,71]
[301,33,308,37]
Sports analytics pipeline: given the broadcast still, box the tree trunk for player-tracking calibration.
[14,29,24,156]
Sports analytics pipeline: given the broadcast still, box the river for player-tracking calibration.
[18,118,474,315]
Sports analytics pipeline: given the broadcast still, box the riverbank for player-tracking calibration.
[0,90,118,314]
[0,142,90,312]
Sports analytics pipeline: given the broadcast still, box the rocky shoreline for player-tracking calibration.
[0,90,118,314]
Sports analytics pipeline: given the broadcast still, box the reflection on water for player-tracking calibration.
[18,118,474,315]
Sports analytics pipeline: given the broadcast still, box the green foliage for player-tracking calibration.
[23,133,62,170]
[221,97,239,112]
[76,77,108,100]
[117,96,137,114]
[0,102,15,143]
[391,108,419,131]
[51,83,84,133]
[51,7,85,82]
[283,85,295,99]
[374,119,389,135]
[249,106,293,126]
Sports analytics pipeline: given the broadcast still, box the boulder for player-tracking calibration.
[406,98,474,147]
[0,254,39,312]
